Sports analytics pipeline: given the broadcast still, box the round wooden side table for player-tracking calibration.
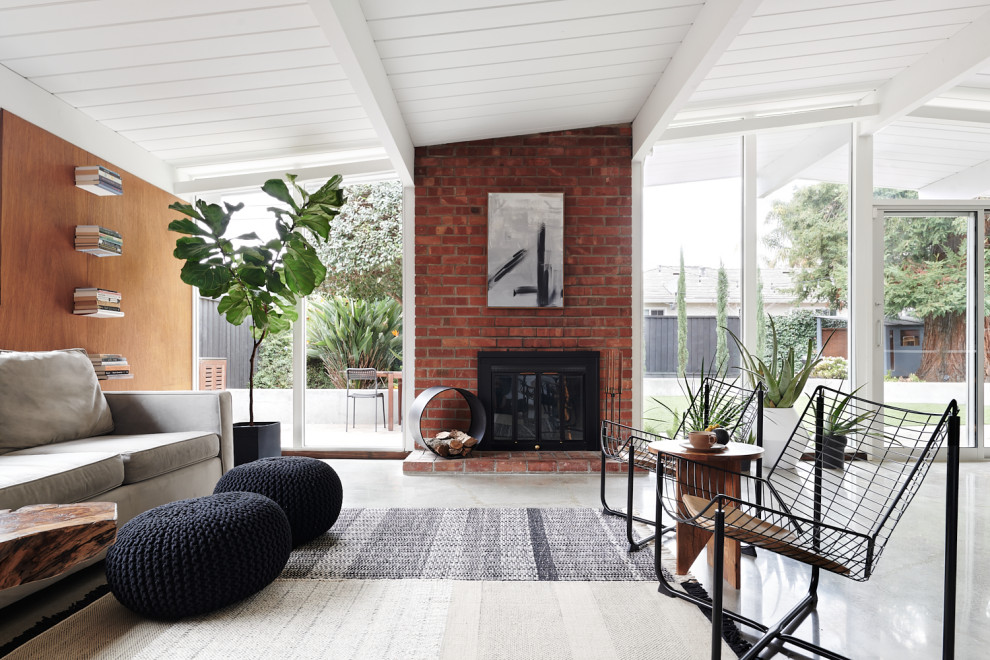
[649,439,764,589]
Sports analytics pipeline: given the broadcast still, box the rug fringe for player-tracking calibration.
[680,581,753,657]
[0,584,110,658]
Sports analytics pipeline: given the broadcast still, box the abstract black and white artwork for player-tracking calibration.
[487,192,564,308]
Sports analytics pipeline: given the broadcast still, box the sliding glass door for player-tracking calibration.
[877,203,988,458]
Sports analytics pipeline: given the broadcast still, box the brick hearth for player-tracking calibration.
[403,450,643,474]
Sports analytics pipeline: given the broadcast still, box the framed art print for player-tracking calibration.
[487,192,563,308]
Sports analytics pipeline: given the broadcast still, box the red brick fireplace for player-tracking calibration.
[410,124,633,472]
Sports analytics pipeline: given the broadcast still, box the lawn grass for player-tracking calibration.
[641,394,973,432]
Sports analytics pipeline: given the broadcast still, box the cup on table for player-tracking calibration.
[688,430,717,449]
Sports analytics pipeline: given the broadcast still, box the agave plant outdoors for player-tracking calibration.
[168,174,345,423]
[728,316,825,409]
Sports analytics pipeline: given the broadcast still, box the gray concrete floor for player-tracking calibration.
[2,459,987,659]
[342,459,988,659]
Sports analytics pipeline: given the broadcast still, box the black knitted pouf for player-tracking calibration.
[214,457,343,546]
[105,492,291,620]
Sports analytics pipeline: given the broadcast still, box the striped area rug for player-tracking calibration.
[284,507,664,582]
[3,508,749,659]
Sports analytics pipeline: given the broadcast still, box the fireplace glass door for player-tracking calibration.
[491,369,586,450]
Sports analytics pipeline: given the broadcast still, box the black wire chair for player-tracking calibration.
[600,377,762,551]
[654,385,961,660]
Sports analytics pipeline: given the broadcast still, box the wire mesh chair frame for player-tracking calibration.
[600,377,762,551]
[345,367,386,432]
[653,385,961,660]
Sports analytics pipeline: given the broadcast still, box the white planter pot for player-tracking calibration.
[762,406,800,470]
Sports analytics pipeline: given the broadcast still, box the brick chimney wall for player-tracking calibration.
[413,125,634,439]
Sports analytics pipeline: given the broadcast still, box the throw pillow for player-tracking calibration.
[0,348,114,452]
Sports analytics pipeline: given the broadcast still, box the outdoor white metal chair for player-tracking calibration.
[345,367,386,432]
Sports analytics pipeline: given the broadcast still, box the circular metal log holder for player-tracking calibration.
[409,386,486,458]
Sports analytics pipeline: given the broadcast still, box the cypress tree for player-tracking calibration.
[715,262,729,375]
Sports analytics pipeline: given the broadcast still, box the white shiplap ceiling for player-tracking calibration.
[3,1,990,195]
[0,0,384,180]
[364,0,702,146]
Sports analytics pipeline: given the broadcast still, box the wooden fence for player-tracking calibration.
[199,298,254,388]
[644,315,741,376]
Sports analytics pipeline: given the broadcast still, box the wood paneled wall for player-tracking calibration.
[0,111,192,390]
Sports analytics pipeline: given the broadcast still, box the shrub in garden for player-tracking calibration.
[811,356,848,380]
[253,328,335,389]
[307,297,402,388]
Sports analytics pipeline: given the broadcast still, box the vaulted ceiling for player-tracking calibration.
[3,0,990,197]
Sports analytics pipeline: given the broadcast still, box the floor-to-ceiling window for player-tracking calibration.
[756,133,851,410]
[642,137,742,435]
[197,178,404,450]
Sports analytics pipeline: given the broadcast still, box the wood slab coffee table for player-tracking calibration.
[649,440,763,589]
[0,502,117,590]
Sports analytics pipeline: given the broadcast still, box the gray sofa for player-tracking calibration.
[0,350,234,610]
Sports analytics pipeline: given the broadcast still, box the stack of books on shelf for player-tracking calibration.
[73,287,124,318]
[75,166,123,196]
[89,354,132,380]
[75,225,122,257]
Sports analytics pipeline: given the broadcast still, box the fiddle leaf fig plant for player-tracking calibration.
[168,174,345,423]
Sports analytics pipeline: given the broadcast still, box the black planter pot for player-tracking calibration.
[822,434,847,469]
[233,421,282,466]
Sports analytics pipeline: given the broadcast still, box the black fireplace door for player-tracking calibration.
[478,351,599,451]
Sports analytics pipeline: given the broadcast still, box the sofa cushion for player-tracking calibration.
[0,348,114,453]
[10,431,220,484]
[0,452,124,511]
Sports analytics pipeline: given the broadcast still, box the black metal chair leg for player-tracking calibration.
[741,566,824,660]
[601,454,658,526]
[624,450,657,551]
[943,414,960,660]
[711,509,724,660]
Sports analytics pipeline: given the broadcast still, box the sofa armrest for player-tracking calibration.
[103,391,234,473]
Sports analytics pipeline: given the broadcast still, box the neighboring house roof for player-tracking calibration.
[643,265,815,306]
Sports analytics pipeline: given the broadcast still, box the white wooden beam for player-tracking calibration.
[173,158,394,197]
[741,134,758,355]
[631,160,644,427]
[0,64,175,191]
[401,185,416,451]
[908,105,990,126]
[756,124,848,197]
[848,127,881,411]
[660,104,879,144]
[858,8,990,136]
[308,0,414,186]
[632,0,760,161]
[754,9,990,198]
[918,159,990,199]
